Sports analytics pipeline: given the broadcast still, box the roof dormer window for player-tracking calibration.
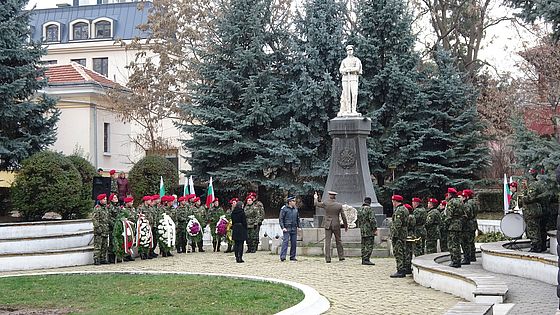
[69,19,90,40]
[93,18,113,39]
[42,22,61,43]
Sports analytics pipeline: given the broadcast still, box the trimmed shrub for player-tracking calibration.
[476,189,502,212]
[67,155,96,218]
[475,231,509,243]
[129,156,179,201]
[11,151,83,220]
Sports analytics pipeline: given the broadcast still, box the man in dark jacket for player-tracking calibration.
[279,196,301,262]
[231,201,247,263]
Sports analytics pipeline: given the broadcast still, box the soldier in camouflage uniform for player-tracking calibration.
[109,169,118,194]
[207,198,226,252]
[412,197,427,256]
[175,196,188,253]
[92,194,110,265]
[107,193,120,263]
[438,200,449,252]
[446,188,466,268]
[404,203,416,274]
[190,197,207,252]
[521,169,545,252]
[462,189,478,263]
[390,195,409,278]
[425,198,441,254]
[508,182,519,211]
[148,195,162,258]
[244,193,264,253]
[356,197,377,265]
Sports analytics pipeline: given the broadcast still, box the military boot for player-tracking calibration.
[390,270,406,278]
[225,244,232,253]
[94,258,101,265]
[212,241,217,252]
[362,259,375,266]
[449,262,461,268]
[405,268,412,274]
[460,258,470,265]
[198,241,205,252]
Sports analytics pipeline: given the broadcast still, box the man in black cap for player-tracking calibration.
[314,191,348,263]
[279,196,301,262]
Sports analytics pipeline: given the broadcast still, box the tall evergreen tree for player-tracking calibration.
[407,50,489,196]
[256,0,347,193]
[354,0,426,193]
[0,0,59,170]
[178,0,289,191]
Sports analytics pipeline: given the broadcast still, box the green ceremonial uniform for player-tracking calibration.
[413,206,428,256]
[207,205,226,252]
[439,207,449,252]
[521,178,545,252]
[391,204,409,274]
[446,197,466,266]
[405,213,416,272]
[107,203,120,263]
[175,204,188,253]
[425,207,442,254]
[92,204,109,264]
[465,198,478,261]
[245,201,265,253]
[356,204,378,263]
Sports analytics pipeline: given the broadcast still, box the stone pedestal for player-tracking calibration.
[315,116,384,226]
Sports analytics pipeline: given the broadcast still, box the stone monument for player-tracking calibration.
[314,45,384,227]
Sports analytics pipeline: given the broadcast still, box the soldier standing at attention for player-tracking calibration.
[208,198,225,252]
[244,194,261,253]
[403,203,416,275]
[93,194,110,265]
[438,200,449,252]
[509,182,519,211]
[175,196,188,253]
[356,197,377,265]
[446,188,466,268]
[107,193,120,263]
[521,169,545,252]
[424,198,442,254]
[314,191,348,263]
[109,169,117,194]
[191,197,207,252]
[412,197,427,256]
[462,189,478,263]
[390,195,408,278]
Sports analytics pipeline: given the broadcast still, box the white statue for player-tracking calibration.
[339,45,362,117]
[341,204,357,228]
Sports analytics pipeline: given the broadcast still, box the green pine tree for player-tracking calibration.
[407,50,489,196]
[178,0,288,191]
[0,0,59,170]
[256,0,347,193]
[353,0,426,193]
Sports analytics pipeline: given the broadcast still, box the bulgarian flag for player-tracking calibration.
[205,177,215,208]
[183,176,189,197]
[189,175,195,197]
[503,173,511,214]
[159,176,165,197]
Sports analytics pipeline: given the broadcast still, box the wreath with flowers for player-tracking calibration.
[187,215,202,237]
[215,215,229,236]
[157,213,176,250]
[136,214,153,252]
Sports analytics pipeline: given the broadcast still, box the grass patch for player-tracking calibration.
[0,274,304,315]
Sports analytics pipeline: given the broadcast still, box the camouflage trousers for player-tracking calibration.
[525,215,543,251]
[414,235,426,256]
[93,233,108,262]
[392,237,406,272]
[425,237,438,254]
[247,227,260,252]
[448,231,462,264]
[405,240,414,270]
[176,226,187,253]
[361,236,375,261]
[440,229,449,252]
[461,230,476,260]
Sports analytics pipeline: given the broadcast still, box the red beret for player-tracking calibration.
[447,188,457,194]
[152,194,161,200]
[142,196,152,201]
[169,195,176,201]
[441,201,447,206]
[109,193,117,201]
[509,182,518,188]
[463,189,474,197]
[109,169,116,175]
[391,195,403,201]
[249,192,257,197]
[246,194,255,201]
[193,197,201,202]
[187,194,196,200]
[412,197,422,203]
[124,197,134,203]
[213,198,219,202]
[229,197,239,204]
[428,198,438,204]
[177,196,185,202]
[404,204,413,210]
[97,193,107,201]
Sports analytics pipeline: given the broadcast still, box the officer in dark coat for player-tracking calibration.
[231,201,248,263]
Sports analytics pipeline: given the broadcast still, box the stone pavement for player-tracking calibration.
[0,252,462,314]
[462,261,558,315]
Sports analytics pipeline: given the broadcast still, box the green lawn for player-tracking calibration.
[0,274,304,315]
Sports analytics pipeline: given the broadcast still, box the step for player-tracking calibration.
[445,302,493,315]
[0,219,93,239]
[0,229,93,254]
[0,246,94,272]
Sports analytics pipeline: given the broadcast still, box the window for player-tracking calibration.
[94,21,111,38]
[71,58,86,66]
[45,24,59,42]
[93,57,108,77]
[103,123,110,153]
[40,60,57,65]
[73,22,89,40]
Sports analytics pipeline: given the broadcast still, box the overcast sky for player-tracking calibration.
[26,0,538,77]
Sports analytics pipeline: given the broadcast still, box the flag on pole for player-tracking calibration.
[503,173,511,214]
[159,176,165,197]
[183,176,189,197]
[205,177,215,208]
[189,175,195,197]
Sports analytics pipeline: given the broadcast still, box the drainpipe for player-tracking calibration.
[93,103,99,168]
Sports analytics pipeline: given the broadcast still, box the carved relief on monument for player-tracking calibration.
[341,204,357,228]
[336,148,357,169]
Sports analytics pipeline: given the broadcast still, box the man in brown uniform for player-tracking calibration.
[314,191,348,263]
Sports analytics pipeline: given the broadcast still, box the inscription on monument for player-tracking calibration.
[332,175,359,193]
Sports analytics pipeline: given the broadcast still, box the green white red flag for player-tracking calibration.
[205,177,215,208]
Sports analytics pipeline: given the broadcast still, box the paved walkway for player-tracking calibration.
[0,252,462,314]
[461,261,558,315]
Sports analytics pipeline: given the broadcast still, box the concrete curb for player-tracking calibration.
[0,270,330,315]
